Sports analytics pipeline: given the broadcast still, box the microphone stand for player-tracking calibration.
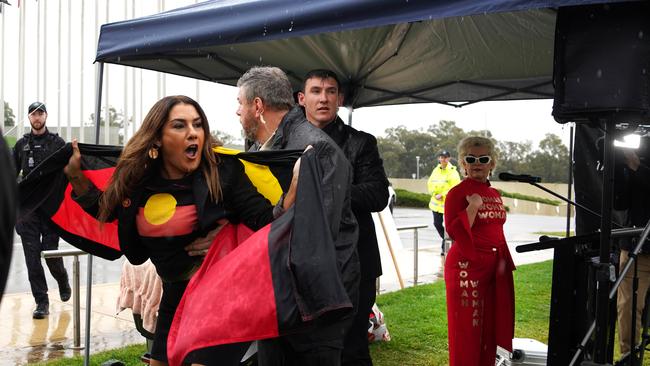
[524,181,623,229]
[570,216,650,366]
[508,122,621,365]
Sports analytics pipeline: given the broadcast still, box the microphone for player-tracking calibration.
[498,172,542,183]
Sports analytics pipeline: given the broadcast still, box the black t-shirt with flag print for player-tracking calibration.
[136,172,210,282]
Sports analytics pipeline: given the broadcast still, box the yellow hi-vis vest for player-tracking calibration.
[427,163,461,213]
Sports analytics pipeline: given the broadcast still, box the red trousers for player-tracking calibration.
[444,245,514,366]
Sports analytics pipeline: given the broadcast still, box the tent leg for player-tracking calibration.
[83,255,93,366]
[83,61,104,366]
[566,124,574,237]
[94,62,104,145]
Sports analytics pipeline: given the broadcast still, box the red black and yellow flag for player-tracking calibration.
[17,143,300,259]
[18,143,122,259]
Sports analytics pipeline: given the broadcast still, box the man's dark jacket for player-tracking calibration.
[323,116,389,280]
[251,107,360,310]
[13,129,65,179]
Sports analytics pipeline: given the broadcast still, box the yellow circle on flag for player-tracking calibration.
[143,193,177,225]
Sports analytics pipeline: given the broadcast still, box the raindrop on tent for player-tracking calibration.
[289,21,294,32]
[639,31,645,40]
[596,69,602,79]
[187,38,192,43]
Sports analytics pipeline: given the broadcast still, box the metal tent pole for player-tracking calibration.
[84,61,104,366]
[566,124,574,237]
[593,120,615,364]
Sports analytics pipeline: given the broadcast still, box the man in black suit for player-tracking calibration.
[298,69,389,366]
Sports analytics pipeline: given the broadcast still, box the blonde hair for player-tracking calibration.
[98,95,221,222]
[457,136,497,175]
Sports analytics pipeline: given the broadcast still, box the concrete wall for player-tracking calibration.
[390,178,574,217]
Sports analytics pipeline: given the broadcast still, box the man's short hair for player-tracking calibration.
[302,69,341,91]
[237,67,294,111]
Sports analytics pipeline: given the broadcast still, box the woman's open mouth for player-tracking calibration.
[185,144,199,159]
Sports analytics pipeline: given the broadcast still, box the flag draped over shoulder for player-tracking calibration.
[17,143,301,259]
[168,143,352,366]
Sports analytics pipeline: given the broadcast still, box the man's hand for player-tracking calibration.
[185,219,228,256]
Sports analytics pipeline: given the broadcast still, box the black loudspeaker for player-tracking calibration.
[552,2,650,124]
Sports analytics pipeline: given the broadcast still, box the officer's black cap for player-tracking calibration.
[438,150,451,157]
[28,102,47,114]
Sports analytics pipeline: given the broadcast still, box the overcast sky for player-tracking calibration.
[1,0,573,149]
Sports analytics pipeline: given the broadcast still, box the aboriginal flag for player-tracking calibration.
[18,143,122,259]
[17,143,301,259]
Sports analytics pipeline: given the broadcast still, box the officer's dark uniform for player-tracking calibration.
[13,106,69,316]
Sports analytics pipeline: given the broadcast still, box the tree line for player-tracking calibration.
[376,120,570,183]
[4,102,569,183]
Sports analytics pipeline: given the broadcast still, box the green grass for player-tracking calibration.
[496,189,561,206]
[395,188,558,209]
[394,188,430,208]
[4,135,16,148]
[39,260,645,365]
[33,344,147,366]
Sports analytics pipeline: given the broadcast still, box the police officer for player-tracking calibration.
[13,102,70,319]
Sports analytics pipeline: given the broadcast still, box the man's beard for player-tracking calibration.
[31,122,45,132]
[242,120,258,142]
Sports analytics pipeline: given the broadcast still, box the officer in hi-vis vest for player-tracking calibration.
[427,150,461,255]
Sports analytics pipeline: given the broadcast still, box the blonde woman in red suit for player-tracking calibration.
[444,136,515,366]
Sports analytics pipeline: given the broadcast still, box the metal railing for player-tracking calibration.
[396,224,429,285]
[41,248,87,350]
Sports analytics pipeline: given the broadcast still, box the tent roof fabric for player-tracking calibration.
[95,0,624,108]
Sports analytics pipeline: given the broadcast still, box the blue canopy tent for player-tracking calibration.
[89,1,631,365]
[95,0,621,110]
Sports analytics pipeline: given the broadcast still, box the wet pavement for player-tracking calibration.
[0,285,140,366]
[1,208,567,365]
